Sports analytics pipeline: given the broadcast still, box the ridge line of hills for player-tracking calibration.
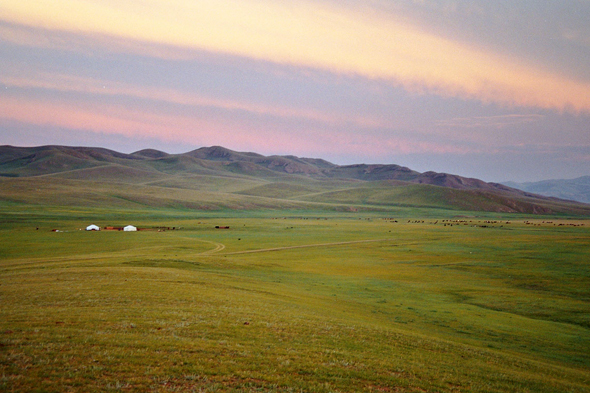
[1,145,589,215]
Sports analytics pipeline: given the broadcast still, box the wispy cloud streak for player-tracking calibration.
[436,114,545,129]
[1,72,384,129]
[2,0,589,112]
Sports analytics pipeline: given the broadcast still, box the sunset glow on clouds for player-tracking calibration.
[3,0,589,112]
[0,0,589,181]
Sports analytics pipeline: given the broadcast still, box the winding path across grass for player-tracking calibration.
[220,239,391,255]
[197,240,226,254]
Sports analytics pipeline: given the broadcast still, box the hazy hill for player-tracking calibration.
[1,145,589,215]
[503,177,590,204]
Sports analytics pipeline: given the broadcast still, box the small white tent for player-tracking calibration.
[123,225,137,232]
[86,224,100,231]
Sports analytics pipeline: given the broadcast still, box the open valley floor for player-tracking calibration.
[1,208,589,392]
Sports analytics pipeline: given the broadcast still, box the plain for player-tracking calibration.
[1,206,589,392]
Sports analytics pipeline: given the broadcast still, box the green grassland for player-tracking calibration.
[1,206,590,392]
[1,146,590,391]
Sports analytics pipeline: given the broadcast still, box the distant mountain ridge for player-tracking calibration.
[503,177,590,204]
[1,145,589,215]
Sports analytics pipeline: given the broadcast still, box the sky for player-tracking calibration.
[1,0,589,182]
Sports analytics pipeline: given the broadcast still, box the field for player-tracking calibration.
[1,205,589,392]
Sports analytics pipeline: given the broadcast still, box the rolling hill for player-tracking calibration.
[1,144,589,215]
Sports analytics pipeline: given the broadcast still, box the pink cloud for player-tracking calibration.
[2,73,385,130]
[0,93,473,160]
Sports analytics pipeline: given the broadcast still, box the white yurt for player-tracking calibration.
[86,224,100,231]
[123,225,137,232]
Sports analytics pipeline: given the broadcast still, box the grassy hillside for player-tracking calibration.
[3,145,590,216]
[1,208,589,392]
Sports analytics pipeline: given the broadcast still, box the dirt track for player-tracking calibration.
[220,239,390,255]
[197,240,226,254]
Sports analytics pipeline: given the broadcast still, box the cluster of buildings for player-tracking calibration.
[85,224,137,231]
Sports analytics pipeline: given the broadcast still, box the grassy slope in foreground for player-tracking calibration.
[1,208,589,392]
